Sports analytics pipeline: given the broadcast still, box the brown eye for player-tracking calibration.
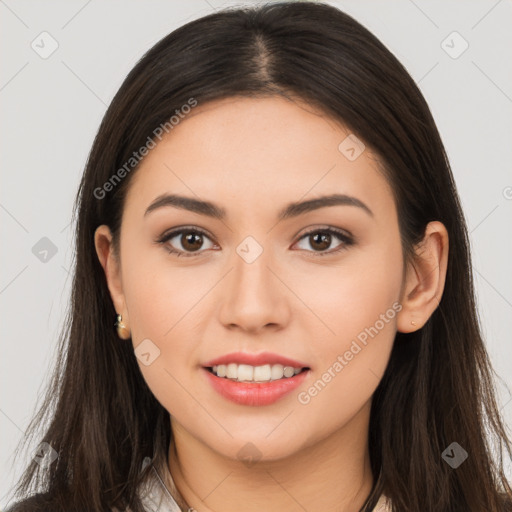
[295,228,354,256]
[157,227,215,257]
[308,232,332,251]
[180,232,204,252]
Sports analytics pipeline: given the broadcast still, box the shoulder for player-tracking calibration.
[4,493,53,512]
[500,493,512,512]
[6,495,125,512]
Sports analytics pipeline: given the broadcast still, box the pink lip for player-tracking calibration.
[203,351,309,368]
[203,367,310,406]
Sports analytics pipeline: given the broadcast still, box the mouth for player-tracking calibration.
[203,364,311,406]
[205,363,310,383]
[201,351,311,405]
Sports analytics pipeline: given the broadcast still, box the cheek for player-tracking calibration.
[296,291,399,436]
[293,238,402,414]
[121,246,214,414]
[122,241,213,340]
[287,238,403,349]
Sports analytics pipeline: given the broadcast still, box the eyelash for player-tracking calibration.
[156,226,354,258]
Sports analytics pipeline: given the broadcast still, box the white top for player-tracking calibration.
[133,458,391,512]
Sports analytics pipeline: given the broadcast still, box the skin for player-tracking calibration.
[95,95,449,512]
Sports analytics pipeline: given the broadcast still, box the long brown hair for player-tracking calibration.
[7,2,512,511]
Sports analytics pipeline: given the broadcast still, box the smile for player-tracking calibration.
[203,365,310,406]
[208,363,305,382]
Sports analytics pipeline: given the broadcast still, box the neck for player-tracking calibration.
[167,400,374,512]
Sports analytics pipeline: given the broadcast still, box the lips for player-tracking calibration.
[203,366,310,406]
[203,351,309,368]
[202,351,311,406]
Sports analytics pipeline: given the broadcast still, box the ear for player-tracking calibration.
[396,221,449,333]
[94,225,129,329]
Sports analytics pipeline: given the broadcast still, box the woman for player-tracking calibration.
[7,1,512,511]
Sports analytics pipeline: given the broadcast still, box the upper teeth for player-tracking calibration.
[212,363,302,382]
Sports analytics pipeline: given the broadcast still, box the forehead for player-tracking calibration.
[123,96,393,221]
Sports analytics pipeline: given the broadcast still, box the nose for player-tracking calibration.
[217,244,291,334]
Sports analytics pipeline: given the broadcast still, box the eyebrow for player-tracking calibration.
[144,193,373,220]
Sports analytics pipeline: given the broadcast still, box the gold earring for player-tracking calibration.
[115,314,131,340]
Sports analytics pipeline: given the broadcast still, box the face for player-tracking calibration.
[97,95,407,462]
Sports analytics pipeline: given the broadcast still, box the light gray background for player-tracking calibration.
[1,0,511,506]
